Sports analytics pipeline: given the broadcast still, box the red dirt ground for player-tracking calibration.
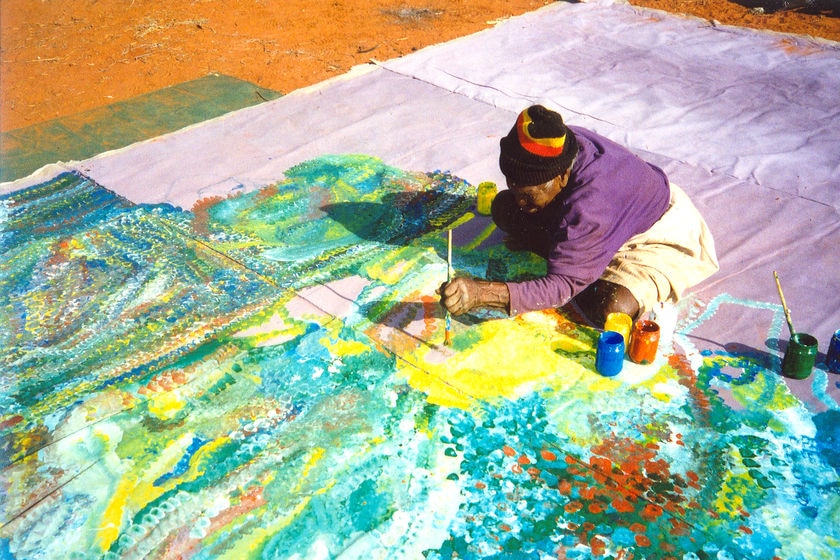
[1,0,839,134]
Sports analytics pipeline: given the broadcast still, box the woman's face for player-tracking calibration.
[506,174,566,214]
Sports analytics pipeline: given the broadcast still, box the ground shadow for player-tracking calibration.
[321,192,469,247]
[732,0,839,16]
[708,337,830,371]
[724,341,777,368]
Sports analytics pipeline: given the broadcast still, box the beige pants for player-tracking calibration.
[600,184,719,315]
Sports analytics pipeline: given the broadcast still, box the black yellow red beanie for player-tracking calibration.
[499,105,579,187]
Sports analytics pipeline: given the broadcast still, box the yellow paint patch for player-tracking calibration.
[714,464,754,517]
[147,389,186,420]
[402,365,475,409]
[322,337,370,357]
[365,247,427,285]
[551,333,591,353]
[106,434,195,528]
[639,365,679,402]
[97,474,139,551]
[100,437,229,552]
[400,313,591,409]
[301,447,326,482]
[586,375,622,392]
[733,370,799,412]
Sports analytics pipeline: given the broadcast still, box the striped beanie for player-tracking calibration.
[499,105,578,187]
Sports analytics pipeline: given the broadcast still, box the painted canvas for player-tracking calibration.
[2,156,838,559]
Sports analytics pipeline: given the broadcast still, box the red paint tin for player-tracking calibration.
[629,320,660,365]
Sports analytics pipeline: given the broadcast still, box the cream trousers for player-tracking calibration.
[600,184,719,315]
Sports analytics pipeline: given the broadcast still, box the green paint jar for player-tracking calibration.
[781,332,818,379]
[476,181,497,215]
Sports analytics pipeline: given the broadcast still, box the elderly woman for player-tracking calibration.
[441,105,718,327]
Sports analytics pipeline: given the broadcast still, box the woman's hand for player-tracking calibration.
[441,277,482,315]
[440,278,511,315]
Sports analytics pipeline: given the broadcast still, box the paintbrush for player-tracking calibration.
[773,270,796,336]
[444,229,453,346]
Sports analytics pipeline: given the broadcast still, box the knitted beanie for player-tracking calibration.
[499,105,578,187]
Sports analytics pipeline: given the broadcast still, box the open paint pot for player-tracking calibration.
[476,181,497,215]
[628,320,660,365]
[596,331,625,377]
[773,272,817,379]
[781,332,818,379]
[604,312,633,348]
[827,329,840,374]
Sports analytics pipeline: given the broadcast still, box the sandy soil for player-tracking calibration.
[1,0,838,133]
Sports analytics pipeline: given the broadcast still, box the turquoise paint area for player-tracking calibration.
[814,410,840,473]
[2,158,839,559]
[348,479,390,532]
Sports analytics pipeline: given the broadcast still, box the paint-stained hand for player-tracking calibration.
[440,277,483,315]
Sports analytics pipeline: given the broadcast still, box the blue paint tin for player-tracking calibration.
[827,329,840,374]
[596,330,625,377]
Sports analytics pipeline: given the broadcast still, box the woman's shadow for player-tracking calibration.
[321,191,469,246]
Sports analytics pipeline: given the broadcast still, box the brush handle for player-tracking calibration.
[444,229,453,345]
[773,271,795,336]
[447,229,453,281]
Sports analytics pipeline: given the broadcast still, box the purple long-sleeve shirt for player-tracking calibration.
[506,126,670,315]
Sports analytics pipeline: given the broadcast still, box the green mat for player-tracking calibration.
[0,73,281,183]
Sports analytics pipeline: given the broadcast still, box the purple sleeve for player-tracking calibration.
[506,206,615,315]
[507,274,589,316]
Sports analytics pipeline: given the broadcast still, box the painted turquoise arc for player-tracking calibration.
[1,155,838,559]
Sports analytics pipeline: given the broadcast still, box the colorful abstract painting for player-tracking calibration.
[2,156,838,559]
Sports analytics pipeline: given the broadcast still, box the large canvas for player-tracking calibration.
[2,157,837,559]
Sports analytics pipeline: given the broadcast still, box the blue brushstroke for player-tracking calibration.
[154,436,210,487]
